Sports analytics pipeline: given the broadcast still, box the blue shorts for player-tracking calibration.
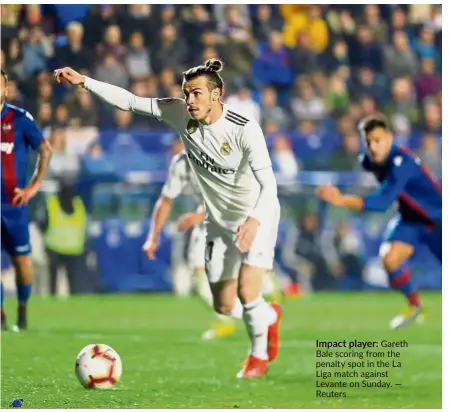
[384,216,441,262]
[1,206,31,256]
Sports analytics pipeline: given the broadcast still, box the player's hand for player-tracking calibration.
[53,67,85,86]
[142,237,158,260]
[234,217,260,253]
[316,185,343,206]
[177,212,203,232]
[12,184,39,207]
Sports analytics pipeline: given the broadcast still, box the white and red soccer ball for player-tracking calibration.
[75,344,122,389]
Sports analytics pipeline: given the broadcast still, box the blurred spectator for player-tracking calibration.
[288,32,318,76]
[48,128,80,180]
[359,95,378,118]
[1,5,20,47]
[55,22,91,72]
[96,25,127,66]
[21,27,53,78]
[218,5,251,42]
[126,31,152,81]
[36,102,53,132]
[322,39,350,75]
[263,119,280,136]
[349,66,385,104]
[348,25,382,72]
[428,5,442,32]
[6,78,24,107]
[325,73,350,116]
[271,135,300,178]
[252,31,294,90]
[151,24,186,74]
[413,26,437,62]
[389,7,413,40]
[322,222,364,289]
[23,5,48,32]
[260,86,289,130]
[66,88,99,127]
[291,79,326,122]
[337,114,357,138]
[282,212,337,291]
[415,59,441,102]
[214,5,250,31]
[326,9,356,39]
[253,4,284,42]
[417,133,441,174]
[227,86,260,122]
[53,104,69,129]
[283,5,329,52]
[94,54,129,89]
[159,67,176,97]
[384,30,418,79]
[83,5,121,46]
[422,102,441,134]
[311,71,328,99]
[5,39,24,81]
[385,78,419,126]
[328,132,361,171]
[114,110,133,131]
[183,5,215,53]
[360,4,387,44]
[31,81,53,118]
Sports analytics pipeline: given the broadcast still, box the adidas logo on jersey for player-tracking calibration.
[0,142,14,154]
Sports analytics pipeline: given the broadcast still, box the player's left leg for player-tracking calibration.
[380,218,423,329]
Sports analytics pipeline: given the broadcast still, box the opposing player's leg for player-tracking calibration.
[380,218,423,329]
[2,210,33,331]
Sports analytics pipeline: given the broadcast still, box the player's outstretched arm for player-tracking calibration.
[54,67,154,115]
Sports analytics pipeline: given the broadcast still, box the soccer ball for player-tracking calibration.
[75,344,122,389]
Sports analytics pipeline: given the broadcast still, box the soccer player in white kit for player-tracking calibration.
[143,150,240,339]
[54,58,283,378]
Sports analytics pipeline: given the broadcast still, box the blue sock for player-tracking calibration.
[16,283,32,307]
[1,282,4,313]
[388,265,420,306]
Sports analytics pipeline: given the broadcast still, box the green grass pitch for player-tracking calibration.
[1,292,441,408]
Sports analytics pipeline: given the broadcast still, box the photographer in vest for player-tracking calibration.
[41,178,88,295]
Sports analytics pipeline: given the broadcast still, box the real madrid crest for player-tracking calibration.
[220,141,231,156]
[187,119,199,134]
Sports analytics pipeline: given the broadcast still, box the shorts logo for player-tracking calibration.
[15,245,30,253]
[220,141,231,156]
[2,123,12,132]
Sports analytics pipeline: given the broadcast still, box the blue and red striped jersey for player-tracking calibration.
[360,144,442,227]
[1,103,44,207]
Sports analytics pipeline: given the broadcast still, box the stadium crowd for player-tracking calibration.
[1,4,442,179]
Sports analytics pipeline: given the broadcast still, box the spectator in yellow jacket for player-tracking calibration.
[282,5,329,53]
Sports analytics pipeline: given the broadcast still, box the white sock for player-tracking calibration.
[243,296,271,360]
[215,298,243,320]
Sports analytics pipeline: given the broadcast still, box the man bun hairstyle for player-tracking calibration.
[358,114,390,137]
[183,58,225,95]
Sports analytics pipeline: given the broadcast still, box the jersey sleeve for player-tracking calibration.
[22,111,44,150]
[84,77,188,130]
[358,153,371,171]
[241,120,272,172]
[161,154,190,199]
[363,154,416,212]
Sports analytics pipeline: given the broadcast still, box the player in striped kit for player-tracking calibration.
[55,58,282,378]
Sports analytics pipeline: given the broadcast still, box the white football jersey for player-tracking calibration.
[149,98,275,229]
[83,78,278,230]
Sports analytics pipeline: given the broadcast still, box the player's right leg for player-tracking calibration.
[380,217,422,329]
[2,209,33,331]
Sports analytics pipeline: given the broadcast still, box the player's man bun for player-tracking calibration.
[205,58,223,73]
[183,58,225,95]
